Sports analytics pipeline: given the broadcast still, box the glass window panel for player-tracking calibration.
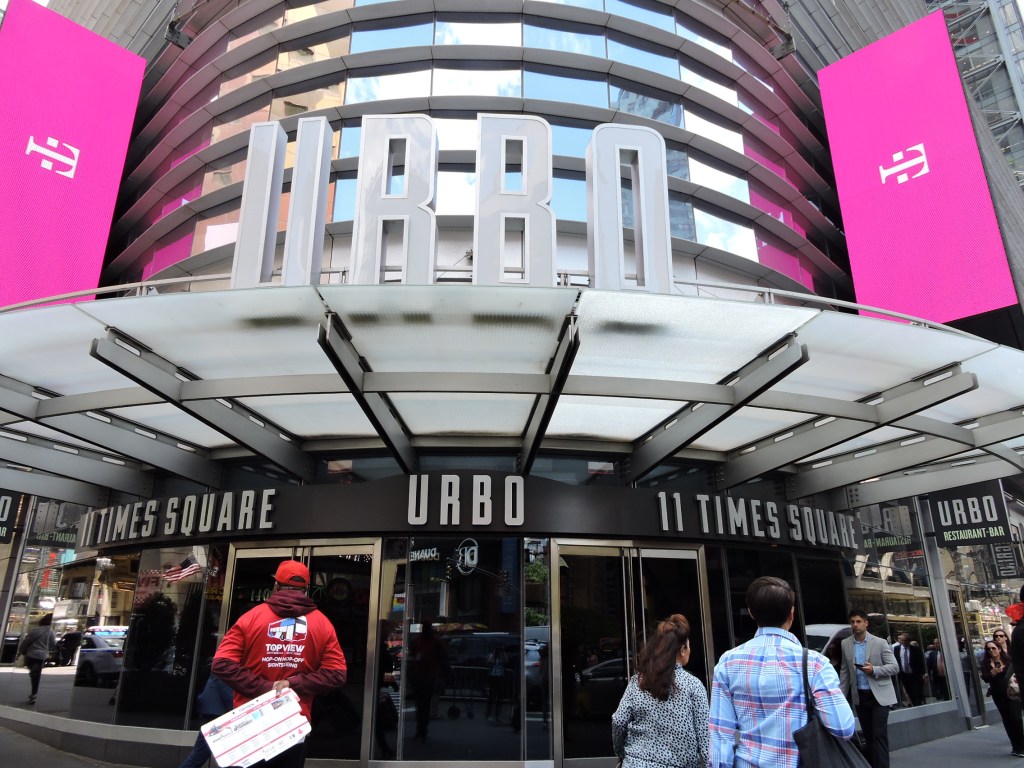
[525,67,607,107]
[191,204,242,256]
[551,123,596,157]
[551,175,587,222]
[694,206,757,259]
[610,80,683,127]
[211,97,273,144]
[340,122,362,158]
[606,0,674,31]
[689,156,749,203]
[668,191,696,240]
[666,144,689,180]
[228,6,285,50]
[277,32,350,70]
[534,0,603,10]
[436,170,477,215]
[433,66,521,97]
[114,546,216,729]
[685,109,743,153]
[524,18,605,57]
[285,0,355,23]
[333,175,358,221]
[676,17,732,61]
[351,18,434,52]
[270,77,345,120]
[434,118,479,150]
[219,51,278,99]
[435,19,521,46]
[607,35,679,78]
[138,221,197,281]
[346,68,432,104]
[680,62,738,106]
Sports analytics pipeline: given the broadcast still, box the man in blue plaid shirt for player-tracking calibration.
[709,576,856,768]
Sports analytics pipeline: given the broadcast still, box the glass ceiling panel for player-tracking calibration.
[547,395,683,442]
[388,393,534,435]
[776,311,996,402]
[79,286,336,380]
[108,403,234,449]
[927,345,1024,421]
[688,406,812,453]
[797,425,917,465]
[0,422,123,455]
[573,290,817,381]
[320,285,579,374]
[237,394,377,438]
[0,304,122,395]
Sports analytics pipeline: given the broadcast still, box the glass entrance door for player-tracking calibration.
[554,543,709,765]
[225,542,378,763]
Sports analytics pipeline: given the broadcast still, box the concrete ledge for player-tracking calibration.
[889,703,966,750]
[0,706,194,768]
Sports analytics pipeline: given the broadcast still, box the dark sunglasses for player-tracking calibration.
[995,634,1008,638]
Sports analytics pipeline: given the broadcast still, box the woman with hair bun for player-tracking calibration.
[611,614,709,768]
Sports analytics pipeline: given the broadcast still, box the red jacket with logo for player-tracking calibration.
[212,589,347,720]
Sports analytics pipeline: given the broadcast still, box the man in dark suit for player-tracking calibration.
[893,632,926,706]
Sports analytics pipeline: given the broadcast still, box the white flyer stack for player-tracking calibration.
[201,688,311,767]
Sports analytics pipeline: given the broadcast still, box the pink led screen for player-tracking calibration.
[820,11,1017,324]
[0,0,144,309]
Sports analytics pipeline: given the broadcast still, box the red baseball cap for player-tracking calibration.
[273,560,309,588]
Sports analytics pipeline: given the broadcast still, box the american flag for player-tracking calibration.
[163,556,203,583]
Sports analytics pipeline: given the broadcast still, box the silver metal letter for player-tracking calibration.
[231,122,287,289]
[282,117,333,286]
[474,115,555,286]
[586,124,673,293]
[351,115,437,285]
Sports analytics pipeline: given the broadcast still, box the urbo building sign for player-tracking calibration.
[78,472,860,554]
[235,115,676,294]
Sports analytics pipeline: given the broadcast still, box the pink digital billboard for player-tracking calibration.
[0,0,144,309]
[820,11,1017,324]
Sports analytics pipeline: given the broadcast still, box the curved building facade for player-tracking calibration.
[2,1,1024,767]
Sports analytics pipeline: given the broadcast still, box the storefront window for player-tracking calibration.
[113,546,219,729]
[376,535,545,760]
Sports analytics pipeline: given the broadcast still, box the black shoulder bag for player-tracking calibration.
[792,648,870,768]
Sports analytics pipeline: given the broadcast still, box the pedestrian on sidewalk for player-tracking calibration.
[980,639,1024,758]
[839,609,899,768]
[18,614,55,706]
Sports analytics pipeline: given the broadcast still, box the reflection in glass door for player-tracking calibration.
[555,543,709,764]
[225,542,377,762]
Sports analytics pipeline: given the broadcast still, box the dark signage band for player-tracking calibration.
[928,480,1012,546]
[77,472,862,554]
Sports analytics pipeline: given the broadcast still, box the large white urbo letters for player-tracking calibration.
[350,114,439,285]
[233,114,673,291]
[586,124,673,293]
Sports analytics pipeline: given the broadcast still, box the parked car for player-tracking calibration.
[75,627,127,687]
[50,630,82,666]
[806,623,852,667]
[523,641,548,707]
[576,657,630,717]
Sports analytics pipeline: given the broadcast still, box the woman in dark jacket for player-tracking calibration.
[18,614,55,705]
[981,639,1024,757]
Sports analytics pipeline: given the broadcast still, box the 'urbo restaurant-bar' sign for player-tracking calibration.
[78,472,861,554]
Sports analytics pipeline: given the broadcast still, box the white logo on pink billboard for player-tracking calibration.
[267,616,307,642]
[25,135,80,179]
[879,143,929,185]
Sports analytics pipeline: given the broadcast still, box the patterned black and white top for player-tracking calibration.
[611,664,710,768]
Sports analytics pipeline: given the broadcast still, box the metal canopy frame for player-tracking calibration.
[0,373,222,488]
[0,285,1020,511]
[318,313,418,474]
[518,314,579,475]
[626,335,808,483]
[90,329,314,482]
[716,365,978,490]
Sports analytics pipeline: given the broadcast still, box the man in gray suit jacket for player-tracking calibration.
[839,609,899,768]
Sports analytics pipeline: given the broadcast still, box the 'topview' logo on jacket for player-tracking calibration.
[268,616,307,642]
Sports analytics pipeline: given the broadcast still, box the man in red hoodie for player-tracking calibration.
[213,560,347,768]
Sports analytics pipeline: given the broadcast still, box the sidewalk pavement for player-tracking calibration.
[0,719,1020,767]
